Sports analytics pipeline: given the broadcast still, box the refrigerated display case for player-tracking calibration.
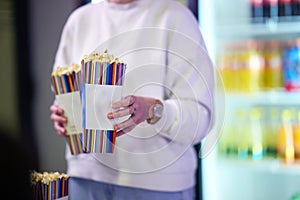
[199,0,300,200]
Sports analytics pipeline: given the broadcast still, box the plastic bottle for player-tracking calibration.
[230,51,241,93]
[264,107,280,158]
[263,0,279,21]
[282,39,300,92]
[279,0,293,19]
[218,109,237,157]
[218,110,231,156]
[249,107,264,160]
[246,41,265,93]
[231,42,245,93]
[264,40,283,90]
[293,109,300,159]
[277,109,295,164]
[236,108,250,159]
[292,0,300,16]
[217,51,234,92]
[251,0,265,23]
[237,43,249,92]
[218,125,229,156]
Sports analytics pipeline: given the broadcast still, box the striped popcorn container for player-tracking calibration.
[81,50,126,153]
[51,64,83,155]
[30,171,69,200]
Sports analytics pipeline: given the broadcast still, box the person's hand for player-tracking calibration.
[107,95,158,137]
[50,104,68,137]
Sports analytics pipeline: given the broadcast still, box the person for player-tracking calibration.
[50,0,215,199]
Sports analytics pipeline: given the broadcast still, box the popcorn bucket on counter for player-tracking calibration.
[30,171,69,200]
[51,64,83,155]
[81,50,126,153]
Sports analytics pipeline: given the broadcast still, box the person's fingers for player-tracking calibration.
[50,112,67,124]
[107,105,135,119]
[116,125,136,137]
[110,96,159,134]
[50,104,67,136]
[116,130,126,137]
[114,117,136,132]
[54,122,67,137]
[50,104,64,115]
[112,95,135,109]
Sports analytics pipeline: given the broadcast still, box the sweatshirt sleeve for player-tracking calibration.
[50,11,77,95]
[154,4,215,146]
[52,14,75,73]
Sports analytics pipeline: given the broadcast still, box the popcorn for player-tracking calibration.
[81,50,127,153]
[81,50,126,85]
[51,63,81,95]
[50,50,127,154]
[51,63,83,155]
[30,171,69,200]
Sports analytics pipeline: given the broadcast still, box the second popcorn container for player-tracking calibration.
[51,64,84,155]
[81,50,126,153]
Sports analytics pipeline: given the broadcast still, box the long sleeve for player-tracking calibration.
[52,14,75,72]
[154,6,215,146]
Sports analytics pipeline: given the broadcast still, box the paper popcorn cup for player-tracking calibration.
[30,171,69,200]
[51,64,83,155]
[55,92,83,155]
[81,50,126,153]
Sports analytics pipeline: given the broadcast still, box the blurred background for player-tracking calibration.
[199,0,300,200]
[1,0,300,199]
[0,0,88,172]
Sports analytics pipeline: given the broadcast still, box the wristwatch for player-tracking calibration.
[147,100,164,124]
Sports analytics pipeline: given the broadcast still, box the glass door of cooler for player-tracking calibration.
[199,0,300,200]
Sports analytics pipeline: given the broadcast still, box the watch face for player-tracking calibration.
[154,104,163,117]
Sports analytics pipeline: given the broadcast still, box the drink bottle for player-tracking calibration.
[250,107,264,160]
[292,0,300,16]
[282,39,300,91]
[263,0,279,20]
[293,109,300,159]
[264,40,283,89]
[279,0,292,19]
[251,0,264,22]
[277,109,295,164]
[264,107,280,158]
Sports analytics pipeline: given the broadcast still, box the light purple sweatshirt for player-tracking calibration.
[52,0,214,192]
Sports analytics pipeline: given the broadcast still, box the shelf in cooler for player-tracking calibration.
[216,20,300,39]
[218,157,300,176]
[225,90,300,106]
